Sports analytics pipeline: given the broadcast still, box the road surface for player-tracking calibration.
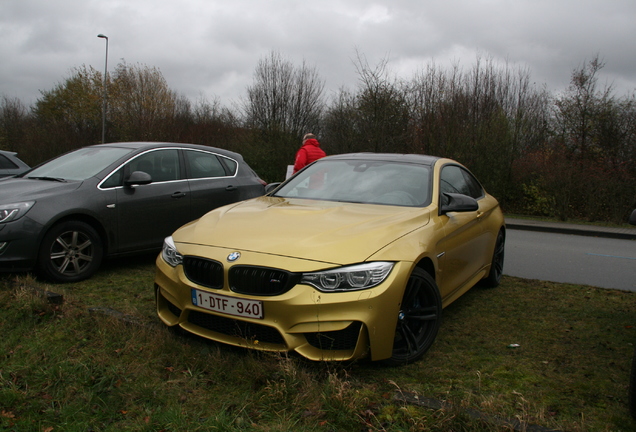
[504,229,636,291]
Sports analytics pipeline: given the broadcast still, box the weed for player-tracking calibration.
[1,265,635,431]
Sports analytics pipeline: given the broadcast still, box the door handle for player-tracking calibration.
[171,192,187,198]
[226,185,237,192]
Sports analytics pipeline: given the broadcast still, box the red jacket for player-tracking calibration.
[293,139,326,173]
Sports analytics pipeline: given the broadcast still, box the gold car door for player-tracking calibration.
[435,164,490,302]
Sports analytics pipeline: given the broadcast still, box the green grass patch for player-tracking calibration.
[1,256,635,431]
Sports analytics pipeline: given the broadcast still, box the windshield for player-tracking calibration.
[275,159,432,207]
[27,147,134,181]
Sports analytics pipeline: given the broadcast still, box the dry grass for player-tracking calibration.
[1,257,635,431]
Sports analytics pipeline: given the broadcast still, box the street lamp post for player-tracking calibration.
[97,34,109,144]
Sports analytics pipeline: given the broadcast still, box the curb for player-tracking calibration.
[505,219,636,240]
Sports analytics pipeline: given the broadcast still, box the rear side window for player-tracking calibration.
[0,154,18,169]
[185,150,234,179]
[221,157,238,175]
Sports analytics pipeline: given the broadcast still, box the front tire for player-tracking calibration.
[384,268,442,366]
[37,221,103,283]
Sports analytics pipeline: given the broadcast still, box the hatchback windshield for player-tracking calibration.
[27,147,134,181]
[275,159,432,207]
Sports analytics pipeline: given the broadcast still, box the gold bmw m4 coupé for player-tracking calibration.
[155,153,505,365]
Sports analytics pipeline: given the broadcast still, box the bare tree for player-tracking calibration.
[0,96,29,155]
[244,51,324,136]
[323,87,360,154]
[352,53,411,153]
[404,56,550,204]
[553,56,614,159]
[182,95,244,151]
[546,56,636,221]
[243,51,325,180]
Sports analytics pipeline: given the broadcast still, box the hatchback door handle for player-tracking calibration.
[226,185,237,192]
[171,192,187,198]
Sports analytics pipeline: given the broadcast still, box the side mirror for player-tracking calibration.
[124,170,152,187]
[440,193,479,215]
[629,209,636,226]
[265,182,282,194]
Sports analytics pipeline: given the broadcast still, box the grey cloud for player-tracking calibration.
[1,0,635,109]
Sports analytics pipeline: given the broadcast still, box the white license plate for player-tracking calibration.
[191,289,263,319]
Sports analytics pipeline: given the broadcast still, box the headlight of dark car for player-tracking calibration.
[301,262,394,292]
[0,201,35,224]
[162,236,183,267]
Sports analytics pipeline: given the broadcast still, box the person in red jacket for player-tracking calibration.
[293,133,326,173]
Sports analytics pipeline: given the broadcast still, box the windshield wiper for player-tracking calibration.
[28,176,67,182]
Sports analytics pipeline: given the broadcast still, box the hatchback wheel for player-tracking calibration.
[384,267,442,366]
[37,221,103,283]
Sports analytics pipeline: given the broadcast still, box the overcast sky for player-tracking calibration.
[2,0,635,109]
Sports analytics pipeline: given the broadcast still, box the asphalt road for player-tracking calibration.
[504,229,636,291]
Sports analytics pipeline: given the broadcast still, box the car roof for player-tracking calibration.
[320,152,441,166]
[89,142,243,160]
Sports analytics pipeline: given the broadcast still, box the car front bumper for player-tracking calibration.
[0,217,44,272]
[154,247,412,361]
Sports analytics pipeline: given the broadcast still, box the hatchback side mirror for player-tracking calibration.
[265,182,282,194]
[440,192,479,215]
[125,171,152,187]
[629,209,636,226]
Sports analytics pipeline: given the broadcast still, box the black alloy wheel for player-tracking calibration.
[480,228,505,288]
[37,221,104,283]
[384,267,442,366]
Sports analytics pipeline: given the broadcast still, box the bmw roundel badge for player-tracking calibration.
[227,252,241,262]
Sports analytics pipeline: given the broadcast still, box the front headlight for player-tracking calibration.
[161,236,183,267]
[0,201,35,224]
[301,262,394,292]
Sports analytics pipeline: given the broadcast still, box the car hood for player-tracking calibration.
[174,196,431,265]
[0,178,82,203]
